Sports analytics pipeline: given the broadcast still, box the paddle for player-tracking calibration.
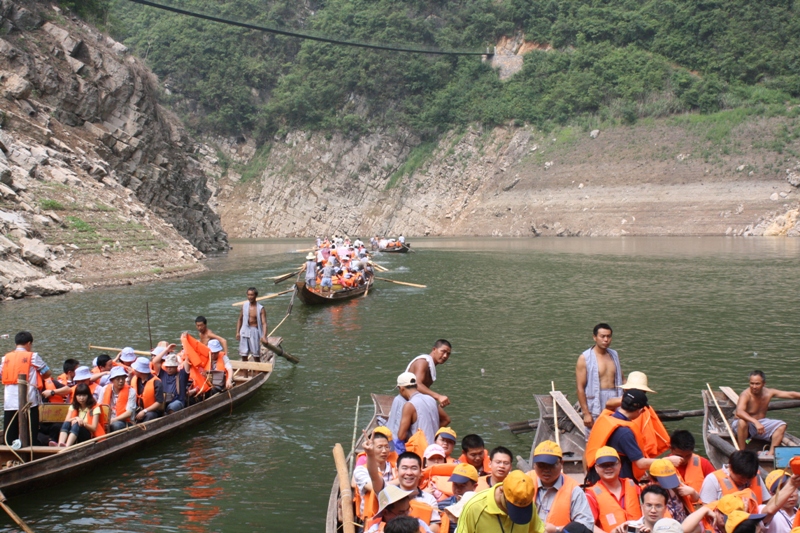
[368,261,389,272]
[231,288,294,306]
[273,267,304,284]
[0,489,36,533]
[374,277,426,288]
[288,247,315,254]
[261,339,299,365]
[89,345,151,356]
[707,383,740,450]
[400,243,415,253]
[551,382,560,447]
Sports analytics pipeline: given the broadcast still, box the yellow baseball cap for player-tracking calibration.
[765,469,789,494]
[707,494,745,516]
[595,446,620,465]
[449,463,479,484]
[502,471,535,525]
[435,427,457,442]
[372,426,393,440]
[649,458,680,489]
[725,510,767,533]
[532,440,563,464]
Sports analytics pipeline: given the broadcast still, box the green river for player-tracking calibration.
[1,237,799,532]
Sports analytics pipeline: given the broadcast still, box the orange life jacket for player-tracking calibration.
[405,429,429,459]
[712,472,762,509]
[43,377,67,403]
[364,517,427,532]
[70,382,99,399]
[527,472,580,527]
[586,410,645,479]
[457,450,491,475]
[2,350,33,385]
[420,463,457,498]
[475,475,493,493]
[102,383,133,417]
[67,405,106,437]
[631,406,670,458]
[353,463,398,520]
[681,454,706,493]
[130,375,161,410]
[589,479,642,532]
[409,499,433,524]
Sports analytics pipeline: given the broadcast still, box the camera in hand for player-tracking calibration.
[627,525,639,533]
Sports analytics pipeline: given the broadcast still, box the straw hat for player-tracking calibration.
[621,371,655,393]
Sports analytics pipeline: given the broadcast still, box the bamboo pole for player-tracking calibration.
[707,383,740,450]
[17,375,29,449]
[348,396,360,478]
[0,489,35,533]
[333,443,356,533]
[231,288,294,306]
[374,277,426,288]
[551,382,560,448]
[88,345,151,356]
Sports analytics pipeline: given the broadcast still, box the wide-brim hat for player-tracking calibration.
[73,366,92,381]
[376,485,413,515]
[621,371,656,393]
[108,366,128,380]
[120,347,137,363]
[306,253,315,260]
[132,357,151,374]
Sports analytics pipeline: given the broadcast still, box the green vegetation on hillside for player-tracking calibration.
[107,0,800,140]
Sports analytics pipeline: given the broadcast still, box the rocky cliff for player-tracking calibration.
[0,0,227,298]
[214,115,800,239]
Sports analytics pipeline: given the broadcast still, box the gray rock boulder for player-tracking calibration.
[19,236,48,265]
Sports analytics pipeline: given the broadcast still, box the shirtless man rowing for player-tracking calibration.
[235,287,268,362]
[733,370,800,457]
[195,316,228,354]
[576,323,623,433]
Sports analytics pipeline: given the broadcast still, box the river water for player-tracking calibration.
[1,237,799,532]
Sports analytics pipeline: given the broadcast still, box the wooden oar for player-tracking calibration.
[551,382,560,447]
[369,262,389,272]
[707,383,740,450]
[374,277,426,288]
[231,288,293,306]
[288,247,315,253]
[0,489,36,532]
[89,345,150,356]
[273,267,304,284]
[261,339,299,365]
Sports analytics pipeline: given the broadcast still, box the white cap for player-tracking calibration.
[132,357,151,374]
[120,347,137,363]
[151,346,166,358]
[92,357,98,367]
[109,366,128,380]
[163,354,179,367]
[396,372,417,388]
[208,339,223,352]
[73,366,92,381]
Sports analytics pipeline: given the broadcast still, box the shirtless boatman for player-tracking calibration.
[195,315,229,354]
[235,287,268,362]
[733,370,800,458]
[407,340,452,408]
[576,323,623,436]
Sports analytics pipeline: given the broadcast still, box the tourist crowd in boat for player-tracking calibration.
[348,329,800,533]
[305,235,376,292]
[1,320,253,450]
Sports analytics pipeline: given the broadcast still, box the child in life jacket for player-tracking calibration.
[55,383,104,447]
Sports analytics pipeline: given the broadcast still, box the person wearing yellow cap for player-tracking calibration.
[437,464,479,533]
[354,427,399,519]
[585,388,682,484]
[648,458,698,522]
[585,446,642,532]
[435,428,459,463]
[456,470,545,533]
[757,470,800,533]
[725,510,768,533]
[525,441,594,532]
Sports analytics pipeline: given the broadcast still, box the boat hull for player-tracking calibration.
[296,277,373,305]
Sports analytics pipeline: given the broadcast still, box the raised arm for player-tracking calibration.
[363,430,386,493]
[771,388,800,400]
[209,332,229,355]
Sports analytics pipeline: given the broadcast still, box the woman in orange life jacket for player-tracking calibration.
[130,357,165,422]
[103,366,136,432]
[434,428,459,463]
[55,383,103,447]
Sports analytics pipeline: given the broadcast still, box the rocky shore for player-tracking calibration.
[0,0,227,299]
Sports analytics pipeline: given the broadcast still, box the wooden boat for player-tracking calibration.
[378,242,410,253]
[0,352,278,496]
[295,273,373,305]
[326,393,393,533]
[518,391,586,483]
[702,386,800,472]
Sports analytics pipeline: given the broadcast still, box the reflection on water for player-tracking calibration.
[0,237,799,531]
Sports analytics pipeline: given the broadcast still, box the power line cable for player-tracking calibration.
[126,0,493,56]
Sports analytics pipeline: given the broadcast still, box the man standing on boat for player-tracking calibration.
[236,287,268,362]
[732,370,800,459]
[1,331,51,444]
[390,372,450,455]
[576,324,623,436]
[407,340,452,408]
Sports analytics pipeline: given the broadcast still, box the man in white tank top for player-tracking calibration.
[406,339,452,408]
